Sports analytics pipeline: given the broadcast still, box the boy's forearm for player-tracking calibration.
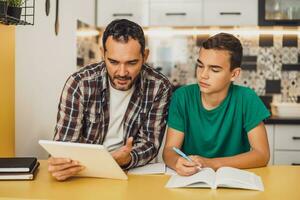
[209,149,270,170]
[163,148,180,170]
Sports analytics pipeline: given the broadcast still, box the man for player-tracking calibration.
[163,33,270,176]
[48,19,172,180]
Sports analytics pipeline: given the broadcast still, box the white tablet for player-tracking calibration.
[38,140,128,180]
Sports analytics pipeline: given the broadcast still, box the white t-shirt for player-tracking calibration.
[103,81,134,152]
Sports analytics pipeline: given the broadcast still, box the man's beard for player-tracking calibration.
[109,75,134,91]
[114,75,131,81]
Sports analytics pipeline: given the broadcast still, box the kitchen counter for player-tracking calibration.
[264,115,300,125]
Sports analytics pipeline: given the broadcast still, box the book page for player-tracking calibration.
[165,167,177,175]
[165,168,216,188]
[128,163,166,175]
[215,167,264,191]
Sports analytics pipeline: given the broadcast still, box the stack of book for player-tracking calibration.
[0,157,39,180]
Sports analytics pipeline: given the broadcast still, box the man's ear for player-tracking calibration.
[100,47,105,61]
[143,49,149,63]
[230,67,241,81]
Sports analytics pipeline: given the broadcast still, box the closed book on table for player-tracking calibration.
[0,161,40,180]
[0,157,37,172]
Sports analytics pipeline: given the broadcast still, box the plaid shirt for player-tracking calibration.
[54,61,172,169]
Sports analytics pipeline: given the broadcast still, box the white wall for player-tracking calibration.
[15,0,95,158]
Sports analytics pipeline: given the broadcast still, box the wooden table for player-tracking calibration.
[0,161,299,200]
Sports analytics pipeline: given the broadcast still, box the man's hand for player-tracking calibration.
[111,137,133,167]
[48,157,85,181]
[174,156,201,176]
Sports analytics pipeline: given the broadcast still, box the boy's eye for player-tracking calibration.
[197,64,204,68]
[212,68,220,72]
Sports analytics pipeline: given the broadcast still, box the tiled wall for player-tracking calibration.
[76,26,300,105]
[238,34,300,104]
[147,33,300,105]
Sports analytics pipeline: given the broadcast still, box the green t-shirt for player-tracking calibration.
[168,83,270,158]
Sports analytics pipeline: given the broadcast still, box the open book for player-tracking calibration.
[166,167,264,191]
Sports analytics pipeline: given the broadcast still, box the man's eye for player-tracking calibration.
[128,62,138,65]
[197,64,204,68]
[109,60,118,65]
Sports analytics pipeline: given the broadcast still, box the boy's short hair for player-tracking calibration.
[201,33,243,70]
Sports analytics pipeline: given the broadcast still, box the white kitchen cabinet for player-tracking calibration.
[266,125,274,165]
[98,0,259,27]
[97,0,149,27]
[274,151,300,165]
[203,0,258,26]
[149,0,203,26]
[274,125,300,165]
[274,125,300,150]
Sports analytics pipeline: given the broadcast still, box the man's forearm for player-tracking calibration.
[130,144,156,167]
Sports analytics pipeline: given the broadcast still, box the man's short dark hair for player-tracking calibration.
[102,19,146,56]
[201,33,243,70]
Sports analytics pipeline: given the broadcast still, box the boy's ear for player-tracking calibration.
[230,68,241,81]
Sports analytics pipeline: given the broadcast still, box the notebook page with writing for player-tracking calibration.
[165,168,216,188]
[215,167,264,191]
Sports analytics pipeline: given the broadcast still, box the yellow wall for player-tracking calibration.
[0,24,15,156]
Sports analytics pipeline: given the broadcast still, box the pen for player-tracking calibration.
[173,147,202,170]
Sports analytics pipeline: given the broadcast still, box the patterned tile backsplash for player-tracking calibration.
[77,25,300,106]
[147,33,300,105]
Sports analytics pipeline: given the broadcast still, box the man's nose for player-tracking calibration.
[118,64,128,77]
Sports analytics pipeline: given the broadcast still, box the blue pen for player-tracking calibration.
[173,147,202,170]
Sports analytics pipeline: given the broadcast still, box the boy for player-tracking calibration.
[163,33,270,176]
